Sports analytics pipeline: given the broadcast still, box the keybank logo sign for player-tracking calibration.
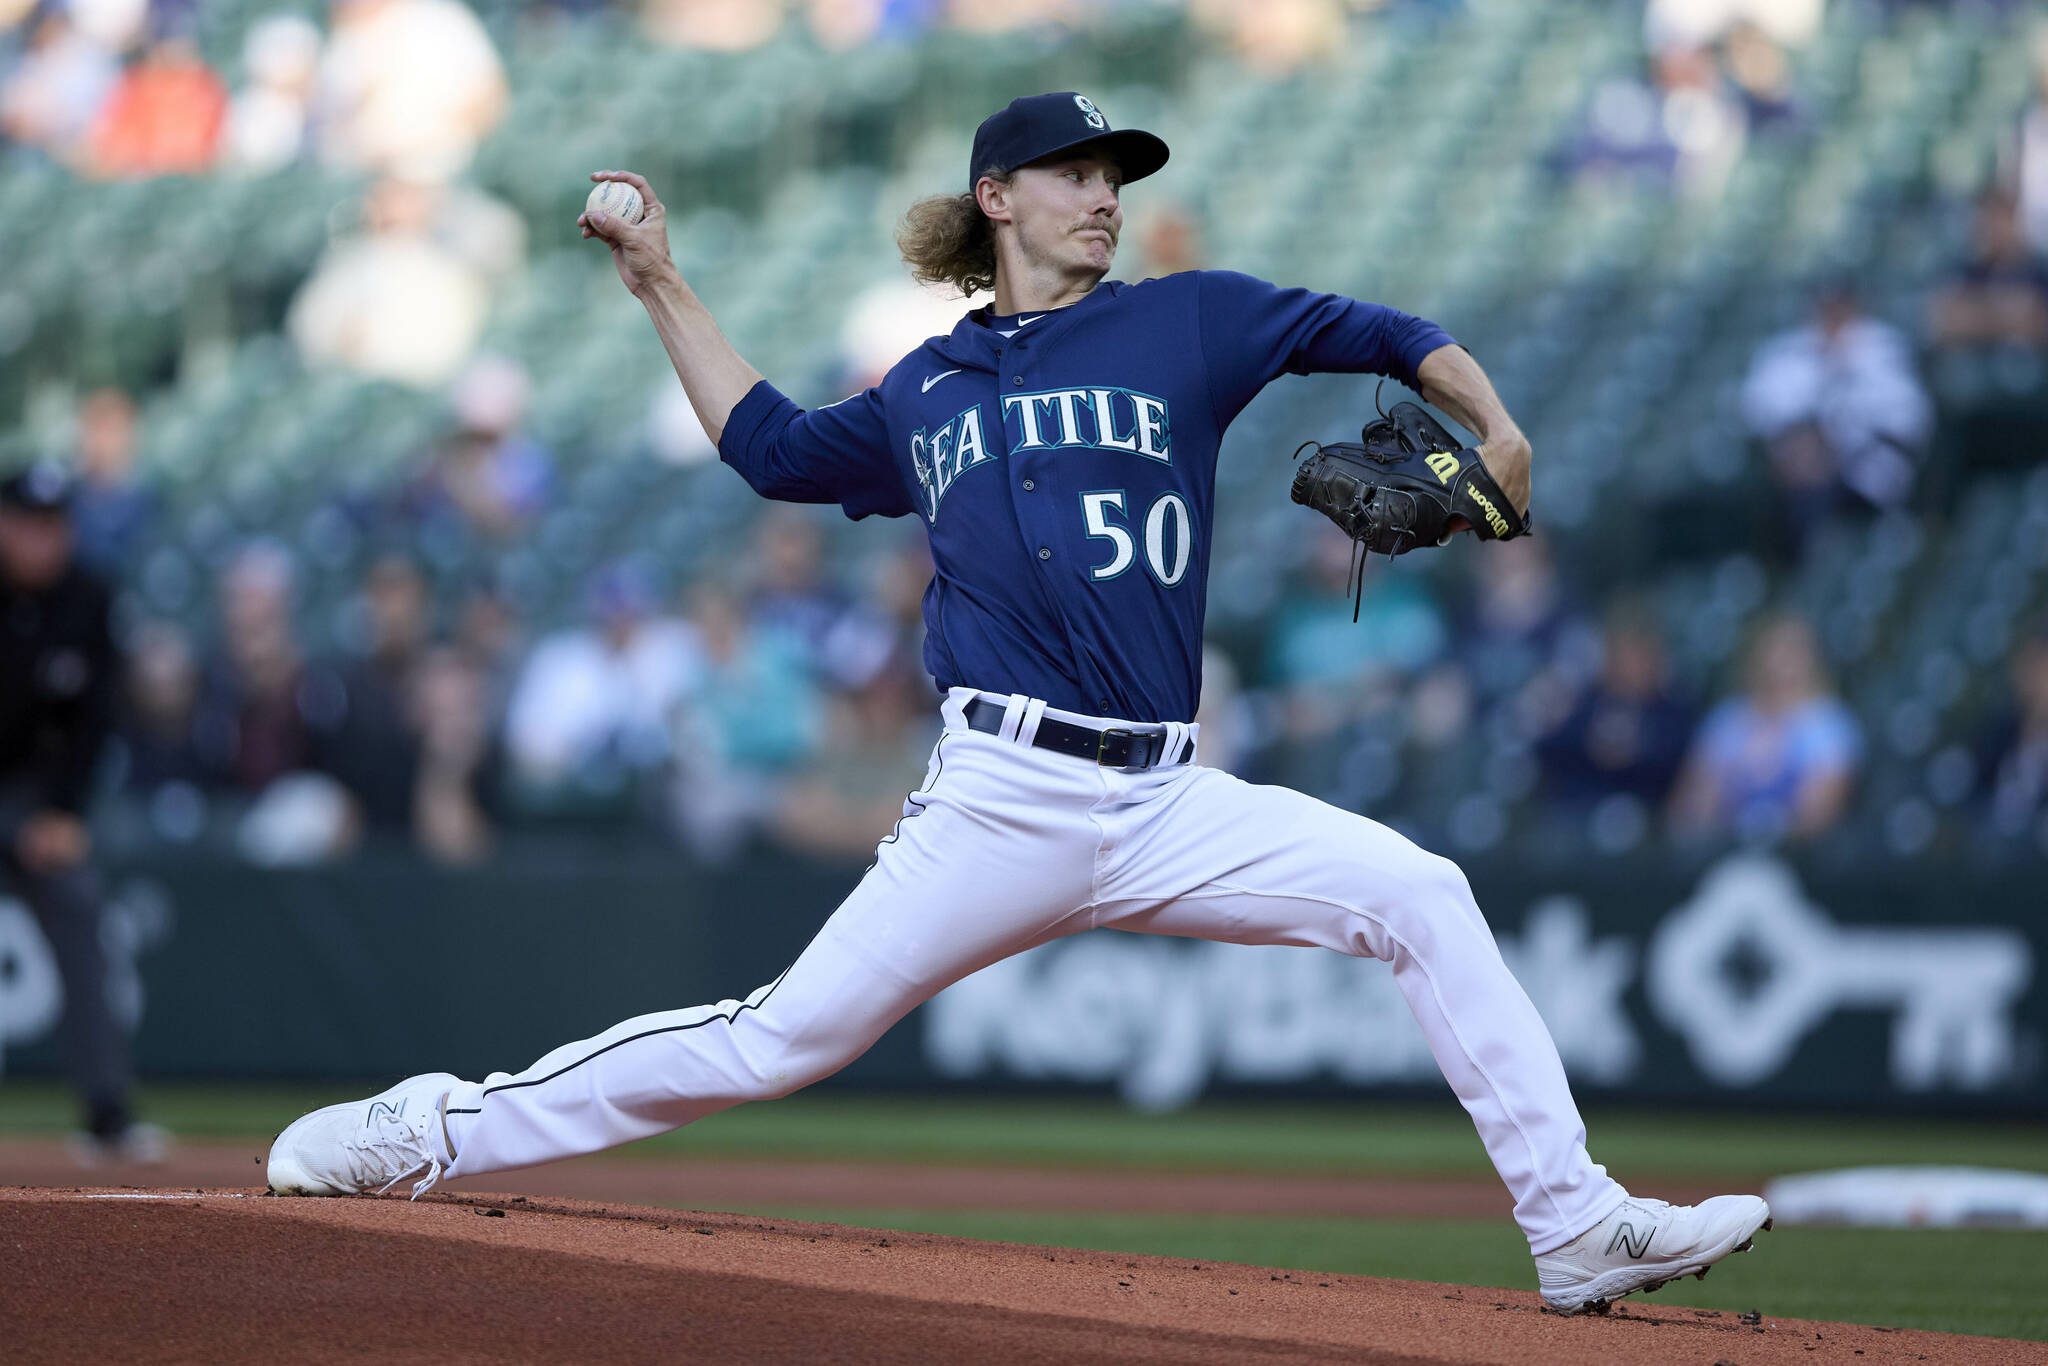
[0,882,173,1074]
[922,855,2037,1108]
[1648,856,2033,1089]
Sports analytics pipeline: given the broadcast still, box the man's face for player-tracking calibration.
[0,508,73,589]
[984,151,1124,280]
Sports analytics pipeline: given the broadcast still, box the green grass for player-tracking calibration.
[4,1083,2045,1181]
[723,1207,2048,1343]
[7,1082,2045,1341]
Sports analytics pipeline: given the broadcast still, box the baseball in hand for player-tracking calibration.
[586,180,645,225]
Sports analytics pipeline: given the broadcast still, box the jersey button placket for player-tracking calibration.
[1021,479,1035,491]
[1038,547,1051,560]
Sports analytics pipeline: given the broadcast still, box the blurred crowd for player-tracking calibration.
[0,0,1460,192]
[17,348,2048,873]
[58,370,941,867]
[0,0,503,180]
[7,0,2048,872]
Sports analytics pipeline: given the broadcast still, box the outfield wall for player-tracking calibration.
[1,847,2040,1113]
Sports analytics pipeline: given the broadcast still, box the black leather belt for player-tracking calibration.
[964,697,1191,770]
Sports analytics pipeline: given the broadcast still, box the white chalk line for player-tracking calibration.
[76,1191,253,1200]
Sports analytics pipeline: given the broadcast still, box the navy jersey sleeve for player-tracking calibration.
[717,379,914,520]
[1194,270,1457,425]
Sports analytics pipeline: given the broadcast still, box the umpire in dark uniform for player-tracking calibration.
[1,461,155,1159]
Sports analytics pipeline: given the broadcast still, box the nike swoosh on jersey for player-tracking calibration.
[1016,315,1046,326]
[921,369,963,393]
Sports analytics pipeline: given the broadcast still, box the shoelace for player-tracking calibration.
[341,1112,447,1200]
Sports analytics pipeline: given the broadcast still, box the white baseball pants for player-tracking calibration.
[441,688,1628,1254]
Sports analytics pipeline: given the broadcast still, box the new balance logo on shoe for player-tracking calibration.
[1605,1221,1655,1259]
[367,1100,405,1123]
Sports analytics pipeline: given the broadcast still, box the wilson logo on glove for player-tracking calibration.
[1289,398,1530,619]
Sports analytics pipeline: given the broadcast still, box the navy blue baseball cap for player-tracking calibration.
[968,92,1169,193]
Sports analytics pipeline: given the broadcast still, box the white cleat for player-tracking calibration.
[1536,1193,1772,1316]
[267,1072,461,1198]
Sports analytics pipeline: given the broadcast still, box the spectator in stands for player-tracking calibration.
[747,507,856,673]
[315,0,506,182]
[1928,187,2048,353]
[1643,0,1822,57]
[452,574,526,715]
[196,539,327,796]
[770,650,934,862]
[1191,0,1346,75]
[1652,44,1748,195]
[287,176,490,387]
[85,33,225,179]
[180,542,365,865]
[1719,19,1802,134]
[322,552,434,833]
[1453,534,1597,717]
[1266,526,1447,710]
[1400,536,1593,761]
[1740,279,1932,549]
[1561,69,1682,189]
[409,643,501,864]
[503,560,699,795]
[1563,40,1750,198]
[68,387,153,573]
[223,13,322,174]
[642,0,787,49]
[849,532,933,672]
[409,356,556,542]
[112,618,211,838]
[668,580,821,859]
[1256,527,1447,800]
[684,579,820,771]
[1134,202,1203,280]
[1669,611,1860,843]
[804,0,937,49]
[0,8,118,168]
[1974,629,2048,843]
[60,0,156,53]
[1533,599,1695,812]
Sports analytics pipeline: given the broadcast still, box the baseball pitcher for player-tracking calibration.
[269,92,1769,1315]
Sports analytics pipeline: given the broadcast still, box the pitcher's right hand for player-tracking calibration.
[581,170,675,298]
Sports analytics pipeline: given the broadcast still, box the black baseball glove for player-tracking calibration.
[1290,401,1529,558]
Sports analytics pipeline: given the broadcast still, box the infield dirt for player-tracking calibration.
[7,1185,2045,1365]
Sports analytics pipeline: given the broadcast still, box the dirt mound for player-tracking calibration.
[6,1187,2042,1364]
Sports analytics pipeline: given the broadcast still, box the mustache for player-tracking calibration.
[1074,221,1118,241]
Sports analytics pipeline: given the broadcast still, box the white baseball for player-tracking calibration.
[586,180,645,225]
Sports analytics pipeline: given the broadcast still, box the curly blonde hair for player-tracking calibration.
[895,171,1009,297]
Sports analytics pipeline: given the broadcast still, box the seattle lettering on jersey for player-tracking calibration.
[909,403,992,519]
[913,386,1174,520]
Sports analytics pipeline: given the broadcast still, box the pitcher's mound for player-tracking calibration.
[3,1188,2039,1364]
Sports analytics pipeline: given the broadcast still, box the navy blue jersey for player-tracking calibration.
[719,269,1454,722]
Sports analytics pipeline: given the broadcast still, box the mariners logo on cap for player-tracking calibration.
[1074,95,1107,130]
